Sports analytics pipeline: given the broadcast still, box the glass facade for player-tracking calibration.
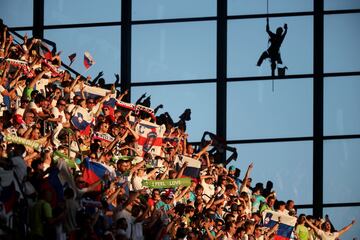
[0,0,33,27]
[132,0,216,20]
[230,141,313,205]
[132,21,216,82]
[324,13,360,73]
[324,76,360,136]
[44,27,121,83]
[131,83,216,141]
[5,1,360,234]
[44,0,121,25]
[228,16,313,77]
[227,79,313,140]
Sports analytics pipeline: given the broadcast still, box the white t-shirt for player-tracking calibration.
[35,78,49,96]
[315,230,339,240]
[51,106,66,124]
[29,102,43,114]
[132,175,148,191]
[114,209,134,239]
[201,179,215,202]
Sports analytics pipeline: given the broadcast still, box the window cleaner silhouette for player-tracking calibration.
[257,17,288,77]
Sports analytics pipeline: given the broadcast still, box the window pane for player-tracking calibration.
[228,0,313,16]
[227,79,313,140]
[131,83,216,141]
[325,0,360,10]
[45,0,121,25]
[324,139,360,203]
[324,76,360,136]
[325,13,360,73]
[297,208,313,217]
[230,141,313,205]
[132,21,216,82]
[132,0,216,20]
[324,207,360,240]
[44,27,121,83]
[228,17,313,77]
[0,0,33,27]
[11,30,32,44]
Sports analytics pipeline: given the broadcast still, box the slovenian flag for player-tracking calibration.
[82,158,115,192]
[262,210,297,240]
[38,41,53,60]
[71,106,93,135]
[84,51,95,69]
[68,53,76,66]
[41,158,76,208]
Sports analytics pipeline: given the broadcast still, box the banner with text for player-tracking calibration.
[142,178,192,189]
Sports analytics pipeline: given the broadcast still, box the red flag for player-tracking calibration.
[68,53,76,66]
[84,51,95,69]
[39,42,52,60]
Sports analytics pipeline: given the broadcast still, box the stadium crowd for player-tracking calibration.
[0,20,356,240]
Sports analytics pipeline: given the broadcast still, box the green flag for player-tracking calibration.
[5,134,41,150]
[53,151,77,169]
[142,178,192,189]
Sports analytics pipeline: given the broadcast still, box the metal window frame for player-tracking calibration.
[17,0,358,217]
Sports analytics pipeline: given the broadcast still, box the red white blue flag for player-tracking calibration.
[39,41,53,60]
[84,51,95,69]
[68,53,76,66]
[174,155,202,178]
[82,158,115,192]
[262,210,297,240]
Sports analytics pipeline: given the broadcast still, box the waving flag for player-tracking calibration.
[38,41,53,60]
[84,51,95,69]
[39,158,76,208]
[174,155,202,178]
[71,106,93,135]
[135,120,166,157]
[68,53,76,66]
[82,158,115,192]
[262,210,297,240]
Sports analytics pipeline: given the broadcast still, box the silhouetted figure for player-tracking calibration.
[135,93,147,106]
[200,131,238,165]
[89,72,121,90]
[153,104,163,114]
[175,109,191,132]
[156,112,174,128]
[257,18,288,76]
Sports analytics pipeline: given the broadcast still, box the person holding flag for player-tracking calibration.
[84,51,95,69]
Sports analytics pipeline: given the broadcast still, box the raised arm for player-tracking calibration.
[117,89,128,101]
[28,70,47,89]
[240,163,253,193]
[266,17,271,34]
[283,23,288,37]
[338,220,356,237]
[304,218,320,232]
[129,161,145,176]
[193,140,212,160]
[176,161,188,178]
